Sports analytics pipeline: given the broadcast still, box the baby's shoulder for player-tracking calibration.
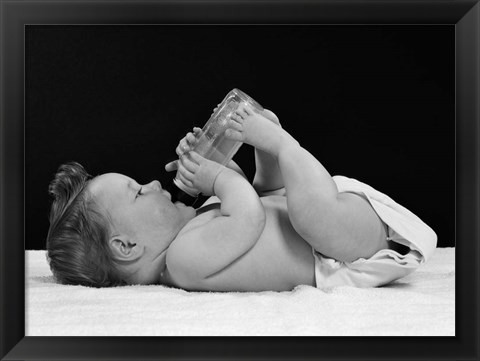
[165,210,221,288]
[174,201,222,241]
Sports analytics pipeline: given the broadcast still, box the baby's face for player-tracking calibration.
[88,173,196,268]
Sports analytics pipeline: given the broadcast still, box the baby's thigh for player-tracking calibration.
[312,192,389,263]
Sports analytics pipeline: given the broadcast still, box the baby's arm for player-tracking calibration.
[167,152,266,286]
[225,159,248,180]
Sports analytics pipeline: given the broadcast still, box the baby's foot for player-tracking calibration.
[261,109,281,127]
[225,104,293,156]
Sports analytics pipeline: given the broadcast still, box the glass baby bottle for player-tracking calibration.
[167,88,264,206]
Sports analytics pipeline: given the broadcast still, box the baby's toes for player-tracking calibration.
[225,128,244,142]
[236,104,250,117]
[227,117,243,132]
[230,113,244,125]
[243,104,254,116]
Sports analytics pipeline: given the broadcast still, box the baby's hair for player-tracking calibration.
[46,162,125,287]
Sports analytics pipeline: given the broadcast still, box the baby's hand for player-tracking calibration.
[165,127,203,173]
[176,151,226,197]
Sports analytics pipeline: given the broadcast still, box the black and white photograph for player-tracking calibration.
[1,0,478,360]
[24,23,454,336]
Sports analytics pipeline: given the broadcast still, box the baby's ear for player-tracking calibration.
[109,236,144,262]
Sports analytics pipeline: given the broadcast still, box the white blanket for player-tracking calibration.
[25,248,455,336]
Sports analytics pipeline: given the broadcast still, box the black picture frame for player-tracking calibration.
[1,0,478,360]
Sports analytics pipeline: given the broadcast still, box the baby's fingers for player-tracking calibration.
[211,103,221,114]
[186,132,197,145]
[180,153,199,173]
[165,160,179,172]
[176,138,190,156]
[177,171,194,189]
[193,127,202,135]
[187,151,206,164]
[177,158,195,181]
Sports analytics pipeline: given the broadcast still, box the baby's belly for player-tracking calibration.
[184,195,316,291]
[205,196,315,291]
[254,196,316,289]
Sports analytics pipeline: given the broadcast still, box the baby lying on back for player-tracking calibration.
[46,106,437,290]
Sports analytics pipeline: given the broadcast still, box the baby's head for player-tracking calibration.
[46,162,196,287]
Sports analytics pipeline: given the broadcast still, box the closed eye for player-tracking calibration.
[135,187,143,199]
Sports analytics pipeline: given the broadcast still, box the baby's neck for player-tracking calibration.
[195,202,219,216]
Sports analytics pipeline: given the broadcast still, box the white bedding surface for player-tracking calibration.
[25,248,455,336]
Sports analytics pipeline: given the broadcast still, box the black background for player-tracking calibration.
[25,25,454,249]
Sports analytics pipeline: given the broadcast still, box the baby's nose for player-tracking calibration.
[147,180,162,191]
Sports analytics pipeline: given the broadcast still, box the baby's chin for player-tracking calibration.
[174,200,190,210]
[174,200,194,208]
[174,201,197,219]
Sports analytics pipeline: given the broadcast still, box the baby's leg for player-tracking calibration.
[276,143,388,262]
[227,107,388,262]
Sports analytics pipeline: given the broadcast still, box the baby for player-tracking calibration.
[46,105,437,291]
